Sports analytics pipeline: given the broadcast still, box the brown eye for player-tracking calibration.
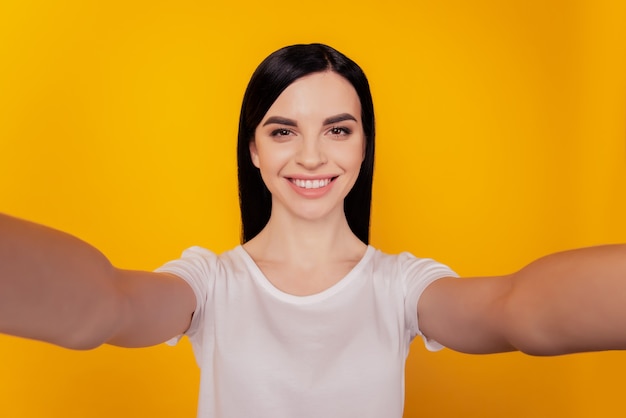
[329,126,351,136]
[271,128,292,137]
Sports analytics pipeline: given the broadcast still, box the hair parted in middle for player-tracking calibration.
[237,43,375,244]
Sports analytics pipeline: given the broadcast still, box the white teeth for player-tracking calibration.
[292,178,331,189]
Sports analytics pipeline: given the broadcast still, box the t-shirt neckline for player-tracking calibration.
[233,245,375,304]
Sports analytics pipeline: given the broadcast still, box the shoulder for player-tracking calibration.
[368,247,457,280]
[155,245,247,283]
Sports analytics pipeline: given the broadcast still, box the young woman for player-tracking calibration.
[2,43,626,417]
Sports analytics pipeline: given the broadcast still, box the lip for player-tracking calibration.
[285,174,339,180]
[285,175,338,198]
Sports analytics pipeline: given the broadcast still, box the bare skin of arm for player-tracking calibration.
[0,213,196,350]
[419,245,626,356]
[5,212,626,356]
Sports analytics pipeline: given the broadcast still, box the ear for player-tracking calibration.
[249,140,260,168]
[362,137,367,162]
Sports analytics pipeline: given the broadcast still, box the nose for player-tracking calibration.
[295,136,327,169]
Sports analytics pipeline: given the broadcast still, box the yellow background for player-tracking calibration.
[1,0,626,417]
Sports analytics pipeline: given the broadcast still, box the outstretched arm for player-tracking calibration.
[0,213,195,350]
[418,245,626,355]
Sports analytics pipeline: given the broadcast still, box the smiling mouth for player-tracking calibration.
[289,177,336,189]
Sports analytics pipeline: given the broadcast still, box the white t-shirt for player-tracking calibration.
[157,245,456,418]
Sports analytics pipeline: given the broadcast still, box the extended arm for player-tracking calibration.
[418,245,626,355]
[0,213,195,349]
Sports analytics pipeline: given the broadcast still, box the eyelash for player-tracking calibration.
[328,126,352,136]
[270,128,293,137]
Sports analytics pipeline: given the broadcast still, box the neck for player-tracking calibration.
[244,208,366,266]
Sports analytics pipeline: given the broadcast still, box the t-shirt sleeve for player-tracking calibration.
[155,246,219,346]
[399,252,458,351]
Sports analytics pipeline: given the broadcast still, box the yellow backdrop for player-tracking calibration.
[1,0,626,417]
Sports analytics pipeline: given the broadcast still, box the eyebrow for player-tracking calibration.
[262,113,358,127]
[262,116,297,127]
[323,113,357,125]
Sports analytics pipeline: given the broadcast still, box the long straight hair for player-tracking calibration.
[237,44,375,244]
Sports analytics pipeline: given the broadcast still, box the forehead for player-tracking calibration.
[264,71,361,121]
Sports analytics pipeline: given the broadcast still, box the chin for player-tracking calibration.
[286,203,344,223]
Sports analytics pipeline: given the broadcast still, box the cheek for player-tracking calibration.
[253,144,292,174]
[342,141,367,169]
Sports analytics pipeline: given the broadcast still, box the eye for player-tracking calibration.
[270,128,293,137]
[328,126,352,137]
